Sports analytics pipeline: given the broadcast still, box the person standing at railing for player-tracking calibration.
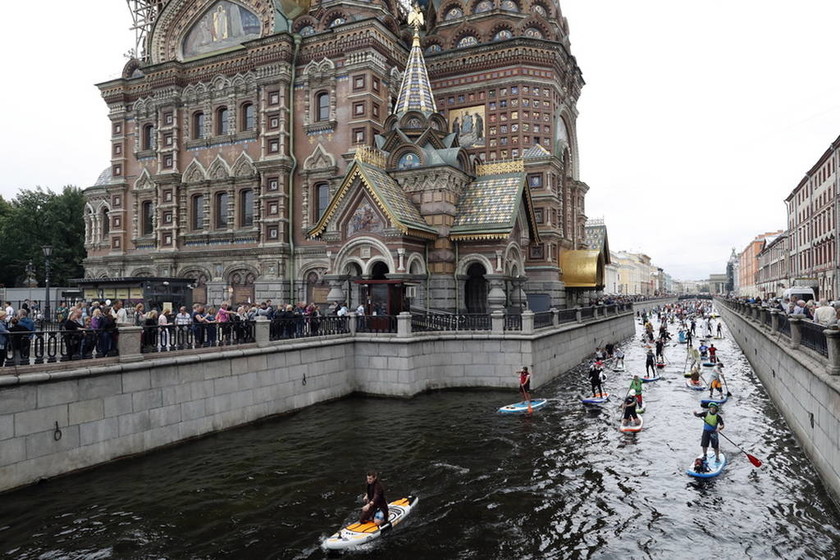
[216,303,232,345]
[63,309,83,359]
[0,311,8,364]
[158,309,171,350]
[204,307,218,346]
[174,306,192,349]
[813,300,835,326]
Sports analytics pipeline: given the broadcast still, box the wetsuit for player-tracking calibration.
[645,351,656,376]
[622,397,638,421]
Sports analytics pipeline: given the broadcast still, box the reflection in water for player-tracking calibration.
[1,316,839,559]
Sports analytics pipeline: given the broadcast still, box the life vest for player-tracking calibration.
[704,413,719,430]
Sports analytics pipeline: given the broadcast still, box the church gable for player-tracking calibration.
[341,192,391,239]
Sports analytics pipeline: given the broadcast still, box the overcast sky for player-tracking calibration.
[3,2,840,282]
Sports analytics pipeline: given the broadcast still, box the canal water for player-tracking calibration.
[1,312,839,559]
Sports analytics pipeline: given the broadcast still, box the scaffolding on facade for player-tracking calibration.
[126,0,167,61]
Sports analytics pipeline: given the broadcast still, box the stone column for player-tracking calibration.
[576,306,582,323]
[521,310,534,334]
[770,309,780,332]
[551,308,559,327]
[510,276,527,310]
[485,274,507,312]
[491,310,504,333]
[348,311,358,335]
[117,326,143,363]
[255,315,270,347]
[823,328,840,375]
[788,315,802,349]
[397,311,411,338]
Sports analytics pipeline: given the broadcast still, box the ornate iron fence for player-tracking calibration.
[799,319,829,357]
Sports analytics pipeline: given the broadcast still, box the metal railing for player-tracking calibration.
[799,319,829,356]
[534,311,553,329]
[411,312,492,332]
[3,328,119,366]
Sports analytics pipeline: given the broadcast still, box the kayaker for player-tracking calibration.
[693,402,725,463]
[360,471,389,526]
[708,363,726,399]
[621,394,640,427]
[629,375,643,407]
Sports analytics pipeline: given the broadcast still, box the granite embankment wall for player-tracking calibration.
[717,303,840,506]
[0,311,634,493]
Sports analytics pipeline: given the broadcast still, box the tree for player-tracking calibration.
[0,186,86,288]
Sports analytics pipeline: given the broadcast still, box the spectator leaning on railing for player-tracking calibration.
[813,299,836,326]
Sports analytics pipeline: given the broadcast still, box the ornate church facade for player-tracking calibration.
[83,0,592,313]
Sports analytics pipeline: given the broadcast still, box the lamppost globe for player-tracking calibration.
[42,245,53,322]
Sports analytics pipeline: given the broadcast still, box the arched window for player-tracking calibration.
[216,107,229,135]
[101,208,110,236]
[240,189,254,227]
[316,92,330,122]
[192,112,205,139]
[493,29,512,41]
[525,27,544,39]
[315,182,330,220]
[141,201,154,235]
[215,192,229,229]
[192,194,205,230]
[142,124,156,150]
[240,103,255,131]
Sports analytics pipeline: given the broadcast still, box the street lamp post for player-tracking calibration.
[42,245,53,322]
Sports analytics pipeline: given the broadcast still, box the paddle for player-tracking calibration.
[701,416,762,467]
[722,372,732,397]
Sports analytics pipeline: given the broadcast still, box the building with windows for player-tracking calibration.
[784,134,839,302]
[756,232,789,300]
[83,0,591,313]
[736,231,783,299]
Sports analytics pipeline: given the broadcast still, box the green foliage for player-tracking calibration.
[0,186,86,288]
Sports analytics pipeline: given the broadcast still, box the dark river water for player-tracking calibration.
[2,312,839,559]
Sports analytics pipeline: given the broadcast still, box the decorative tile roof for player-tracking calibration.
[523,143,551,159]
[308,159,437,239]
[451,172,525,239]
[394,34,437,116]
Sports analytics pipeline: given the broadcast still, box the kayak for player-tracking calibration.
[580,393,610,405]
[685,380,706,391]
[619,416,644,433]
[686,451,726,478]
[701,395,728,407]
[323,495,419,551]
[498,398,548,415]
[641,375,660,382]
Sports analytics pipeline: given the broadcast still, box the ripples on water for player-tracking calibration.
[1,315,839,559]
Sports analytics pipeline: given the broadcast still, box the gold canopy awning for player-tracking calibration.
[560,250,604,288]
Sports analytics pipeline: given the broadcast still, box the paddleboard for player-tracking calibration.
[702,362,715,367]
[636,404,646,414]
[498,398,549,415]
[685,380,706,391]
[323,495,419,551]
[641,375,660,382]
[580,393,610,405]
[686,451,726,478]
[700,395,728,407]
[619,415,644,432]
[656,362,666,369]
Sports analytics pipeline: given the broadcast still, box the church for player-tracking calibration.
[82,0,598,314]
